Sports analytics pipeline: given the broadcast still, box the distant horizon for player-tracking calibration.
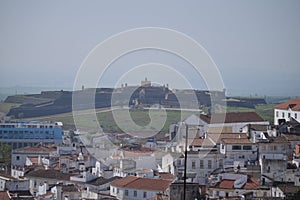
[0,84,298,99]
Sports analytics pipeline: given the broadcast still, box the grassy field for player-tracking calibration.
[27,108,198,133]
[0,102,20,114]
[9,103,275,133]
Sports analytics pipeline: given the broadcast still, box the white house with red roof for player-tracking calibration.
[274,98,300,125]
[110,176,172,200]
[183,112,268,136]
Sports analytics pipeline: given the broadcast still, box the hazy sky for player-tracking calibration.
[0,1,299,96]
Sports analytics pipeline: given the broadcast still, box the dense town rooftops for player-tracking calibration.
[26,169,75,181]
[110,176,173,191]
[197,112,266,124]
[274,98,300,111]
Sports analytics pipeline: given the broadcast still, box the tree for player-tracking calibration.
[0,144,12,161]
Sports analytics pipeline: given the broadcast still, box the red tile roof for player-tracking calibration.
[244,178,259,189]
[154,172,174,181]
[111,176,172,191]
[0,191,10,200]
[217,178,259,190]
[197,112,265,124]
[218,180,234,189]
[208,133,248,143]
[190,138,215,147]
[221,138,252,144]
[15,146,56,152]
[275,98,300,111]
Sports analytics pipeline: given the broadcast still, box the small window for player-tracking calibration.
[125,190,128,196]
[276,111,279,117]
[143,192,147,198]
[288,113,291,118]
[243,145,252,150]
[134,191,137,197]
[200,160,204,169]
[192,160,196,169]
[208,160,212,169]
[16,156,20,160]
[232,145,241,150]
[282,112,285,118]
[295,113,298,119]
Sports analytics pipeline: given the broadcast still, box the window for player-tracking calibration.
[16,156,20,160]
[200,160,204,169]
[243,145,252,150]
[282,112,285,118]
[208,160,212,169]
[192,160,196,169]
[288,113,291,118]
[177,159,181,166]
[125,190,128,196]
[134,191,137,197]
[273,145,277,151]
[276,111,279,117]
[295,113,298,119]
[219,159,223,168]
[232,145,241,150]
[117,188,119,194]
[143,192,147,198]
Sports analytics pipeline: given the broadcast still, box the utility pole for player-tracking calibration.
[183,124,188,200]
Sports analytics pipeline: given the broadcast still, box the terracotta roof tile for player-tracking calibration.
[198,112,265,124]
[244,178,259,189]
[111,176,172,191]
[15,146,56,152]
[26,169,74,181]
[208,133,247,143]
[218,180,234,189]
[221,138,252,144]
[0,191,10,200]
[275,98,300,111]
[190,138,215,147]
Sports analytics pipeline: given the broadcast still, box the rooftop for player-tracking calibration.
[26,169,74,181]
[275,98,300,111]
[221,138,252,145]
[110,176,173,191]
[190,138,215,147]
[13,145,56,153]
[208,133,248,143]
[197,112,266,124]
[216,178,259,190]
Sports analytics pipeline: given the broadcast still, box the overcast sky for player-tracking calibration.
[0,0,299,96]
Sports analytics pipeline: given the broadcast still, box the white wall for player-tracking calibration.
[274,108,300,125]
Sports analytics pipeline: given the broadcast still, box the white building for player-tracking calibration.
[274,98,300,125]
[183,112,269,136]
[110,176,172,200]
[176,150,222,185]
[258,136,290,183]
[0,173,29,191]
[219,137,258,167]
